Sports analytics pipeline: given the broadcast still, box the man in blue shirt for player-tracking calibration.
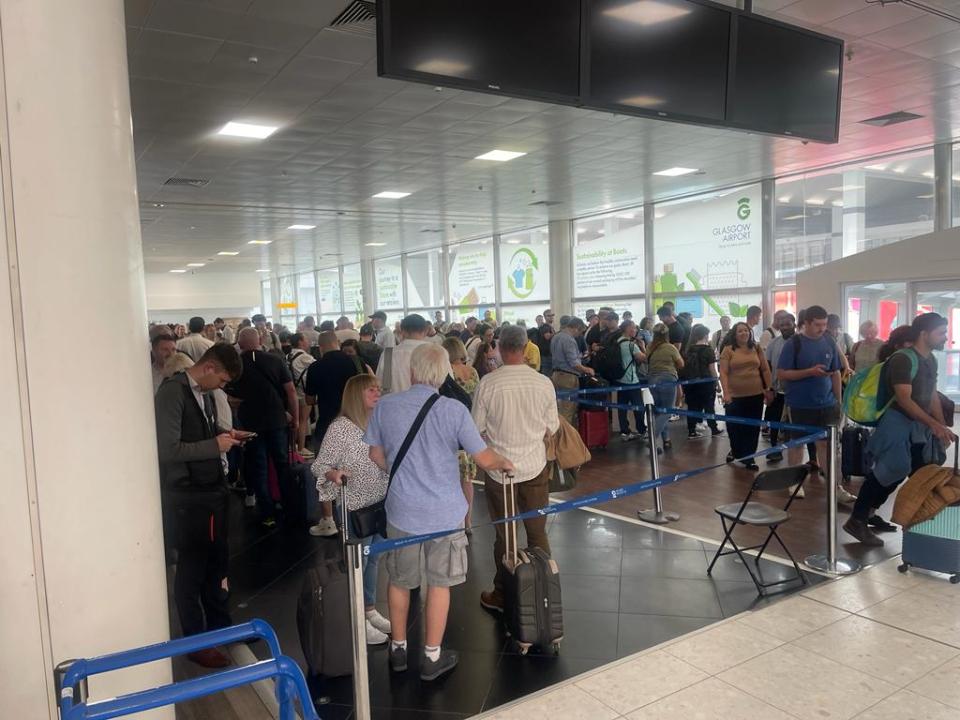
[777,304,855,503]
[549,316,594,424]
[365,343,513,682]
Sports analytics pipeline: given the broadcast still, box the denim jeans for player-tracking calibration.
[242,426,289,519]
[613,383,645,435]
[362,534,383,607]
[648,374,677,443]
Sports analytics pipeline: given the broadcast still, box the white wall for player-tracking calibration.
[145,271,260,321]
[796,227,960,312]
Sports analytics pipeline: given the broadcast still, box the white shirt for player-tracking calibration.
[301,328,320,347]
[465,335,483,365]
[376,338,428,393]
[288,349,315,399]
[758,326,779,351]
[220,326,235,345]
[750,323,763,343]
[375,326,395,349]
[177,333,214,362]
[335,328,361,344]
[471,364,560,483]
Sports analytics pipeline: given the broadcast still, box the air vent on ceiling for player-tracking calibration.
[528,200,563,207]
[329,1,376,36]
[859,110,924,127]
[164,176,210,187]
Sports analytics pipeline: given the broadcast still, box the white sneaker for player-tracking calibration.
[244,495,256,508]
[299,448,316,459]
[836,484,858,504]
[789,484,805,499]
[309,517,338,537]
[365,620,389,645]
[621,432,637,442]
[366,609,392,635]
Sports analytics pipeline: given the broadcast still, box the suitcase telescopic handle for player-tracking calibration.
[503,472,517,564]
[338,473,349,544]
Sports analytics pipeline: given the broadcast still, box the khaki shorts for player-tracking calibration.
[384,523,469,590]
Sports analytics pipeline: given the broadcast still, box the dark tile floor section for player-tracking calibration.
[219,486,824,720]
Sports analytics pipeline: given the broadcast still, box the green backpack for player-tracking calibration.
[842,348,918,426]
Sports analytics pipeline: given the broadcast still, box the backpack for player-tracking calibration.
[596,336,634,382]
[680,345,709,380]
[287,350,310,391]
[842,348,918,426]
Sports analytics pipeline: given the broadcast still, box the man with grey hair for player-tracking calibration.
[472,325,559,613]
[365,343,514,681]
[377,313,430,394]
[550,316,594,424]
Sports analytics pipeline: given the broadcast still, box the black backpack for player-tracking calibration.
[596,335,634,382]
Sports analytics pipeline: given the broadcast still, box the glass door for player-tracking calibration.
[913,280,960,403]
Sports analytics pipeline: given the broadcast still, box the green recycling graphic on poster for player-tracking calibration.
[499,240,550,303]
[653,185,762,320]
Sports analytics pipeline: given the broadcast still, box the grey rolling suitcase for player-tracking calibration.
[501,474,564,655]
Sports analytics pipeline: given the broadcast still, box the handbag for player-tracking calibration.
[347,393,440,539]
[545,416,592,470]
[439,373,472,410]
[548,462,578,493]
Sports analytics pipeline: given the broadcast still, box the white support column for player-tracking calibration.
[547,219,573,317]
[934,142,953,232]
[0,0,173,718]
[360,258,376,318]
[840,170,866,257]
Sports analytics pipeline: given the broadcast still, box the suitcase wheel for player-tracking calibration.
[951,574,960,585]
[898,563,910,574]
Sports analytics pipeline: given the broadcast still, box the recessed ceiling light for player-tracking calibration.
[218,251,239,256]
[831,200,844,207]
[169,269,186,273]
[777,196,791,204]
[187,263,206,267]
[372,191,411,199]
[806,197,825,206]
[783,213,806,220]
[505,239,521,244]
[248,240,271,245]
[617,212,636,219]
[603,0,692,26]
[255,268,270,273]
[653,167,698,177]
[827,185,863,191]
[287,224,316,230]
[922,171,934,178]
[864,164,887,171]
[474,149,527,162]
[365,242,387,247]
[917,193,935,199]
[217,121,278,139]
[602,203,613,210]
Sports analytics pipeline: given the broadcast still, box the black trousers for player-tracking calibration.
[169,490,232,637]
[852,443,927,520]
[613,383,645,435]
[766,393,785,445]
[725,394,765,462]
[685,383,719,433]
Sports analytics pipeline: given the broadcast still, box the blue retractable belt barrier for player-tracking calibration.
[556,376,717,399]
[654,406,824,434]
[363,431,826,558]
[58,619,318,720]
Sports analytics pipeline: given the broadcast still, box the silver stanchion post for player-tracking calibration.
[637,389,679,524]
[804,424,861,575]
[340,485,372,720]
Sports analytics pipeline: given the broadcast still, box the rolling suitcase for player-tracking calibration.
[501,474,564,655]
[899,504,960,585]
[578,408,609,449]
[296,483,354,677]
[841,425,871,481]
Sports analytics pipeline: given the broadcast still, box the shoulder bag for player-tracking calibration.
[347,393,440,539]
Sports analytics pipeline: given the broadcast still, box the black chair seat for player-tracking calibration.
[715,501,789,526]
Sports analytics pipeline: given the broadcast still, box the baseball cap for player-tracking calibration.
[400,313,428,333]
[369,310,387,321]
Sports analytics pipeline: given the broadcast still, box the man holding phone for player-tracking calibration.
[155,343,246,667]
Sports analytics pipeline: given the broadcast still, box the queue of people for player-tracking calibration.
[149,301,955,679]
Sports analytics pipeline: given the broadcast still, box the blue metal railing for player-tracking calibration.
[58,619,319,720]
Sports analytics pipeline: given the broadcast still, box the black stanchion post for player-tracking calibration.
[804,424,861,576]
[637,395,679,525]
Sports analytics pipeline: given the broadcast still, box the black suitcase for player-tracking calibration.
[841,425,871,480]
[501,474,564,655]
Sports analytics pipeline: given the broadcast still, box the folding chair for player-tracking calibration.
[707,465,809,595]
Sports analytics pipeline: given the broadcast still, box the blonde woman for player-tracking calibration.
[311,373,392,645]
[443,337,480,533]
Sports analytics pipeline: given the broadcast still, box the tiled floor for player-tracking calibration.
[474,557,960,720]
[192,481,824,719]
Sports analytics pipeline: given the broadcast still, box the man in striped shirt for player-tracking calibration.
[472,325,560,613]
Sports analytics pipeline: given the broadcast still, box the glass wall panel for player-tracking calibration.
[954,144,960,229]
[297,272,317,320]
[915,281,960,402]
[775,149,934,285]
[407,248,445,308]
[672,291,762,330]
[448,239,496,322]
[573,209,644,299]
[500,304,544,328]
[774,289,797,317]
[499,227,551,304]
[654,185,762,307]
[260,280,272,322]
[375,255,404,309]
[843,282,906,342]
[342,263,364,325]
[317,269,342,315]
[573,298,645,321]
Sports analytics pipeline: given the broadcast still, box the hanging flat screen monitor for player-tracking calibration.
[727,14,843,143]
[377,0,580,102]
[584,0,731,122]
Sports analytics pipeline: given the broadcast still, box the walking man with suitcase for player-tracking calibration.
[472,326,560,613]
[844,313,956,546]
[155,344,245,668]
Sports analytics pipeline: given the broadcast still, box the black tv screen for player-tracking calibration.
[584,0,731,122]
[727,14,843,142]
[377,0,581,102]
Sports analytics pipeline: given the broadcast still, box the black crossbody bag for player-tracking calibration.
[348,393,440,539]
